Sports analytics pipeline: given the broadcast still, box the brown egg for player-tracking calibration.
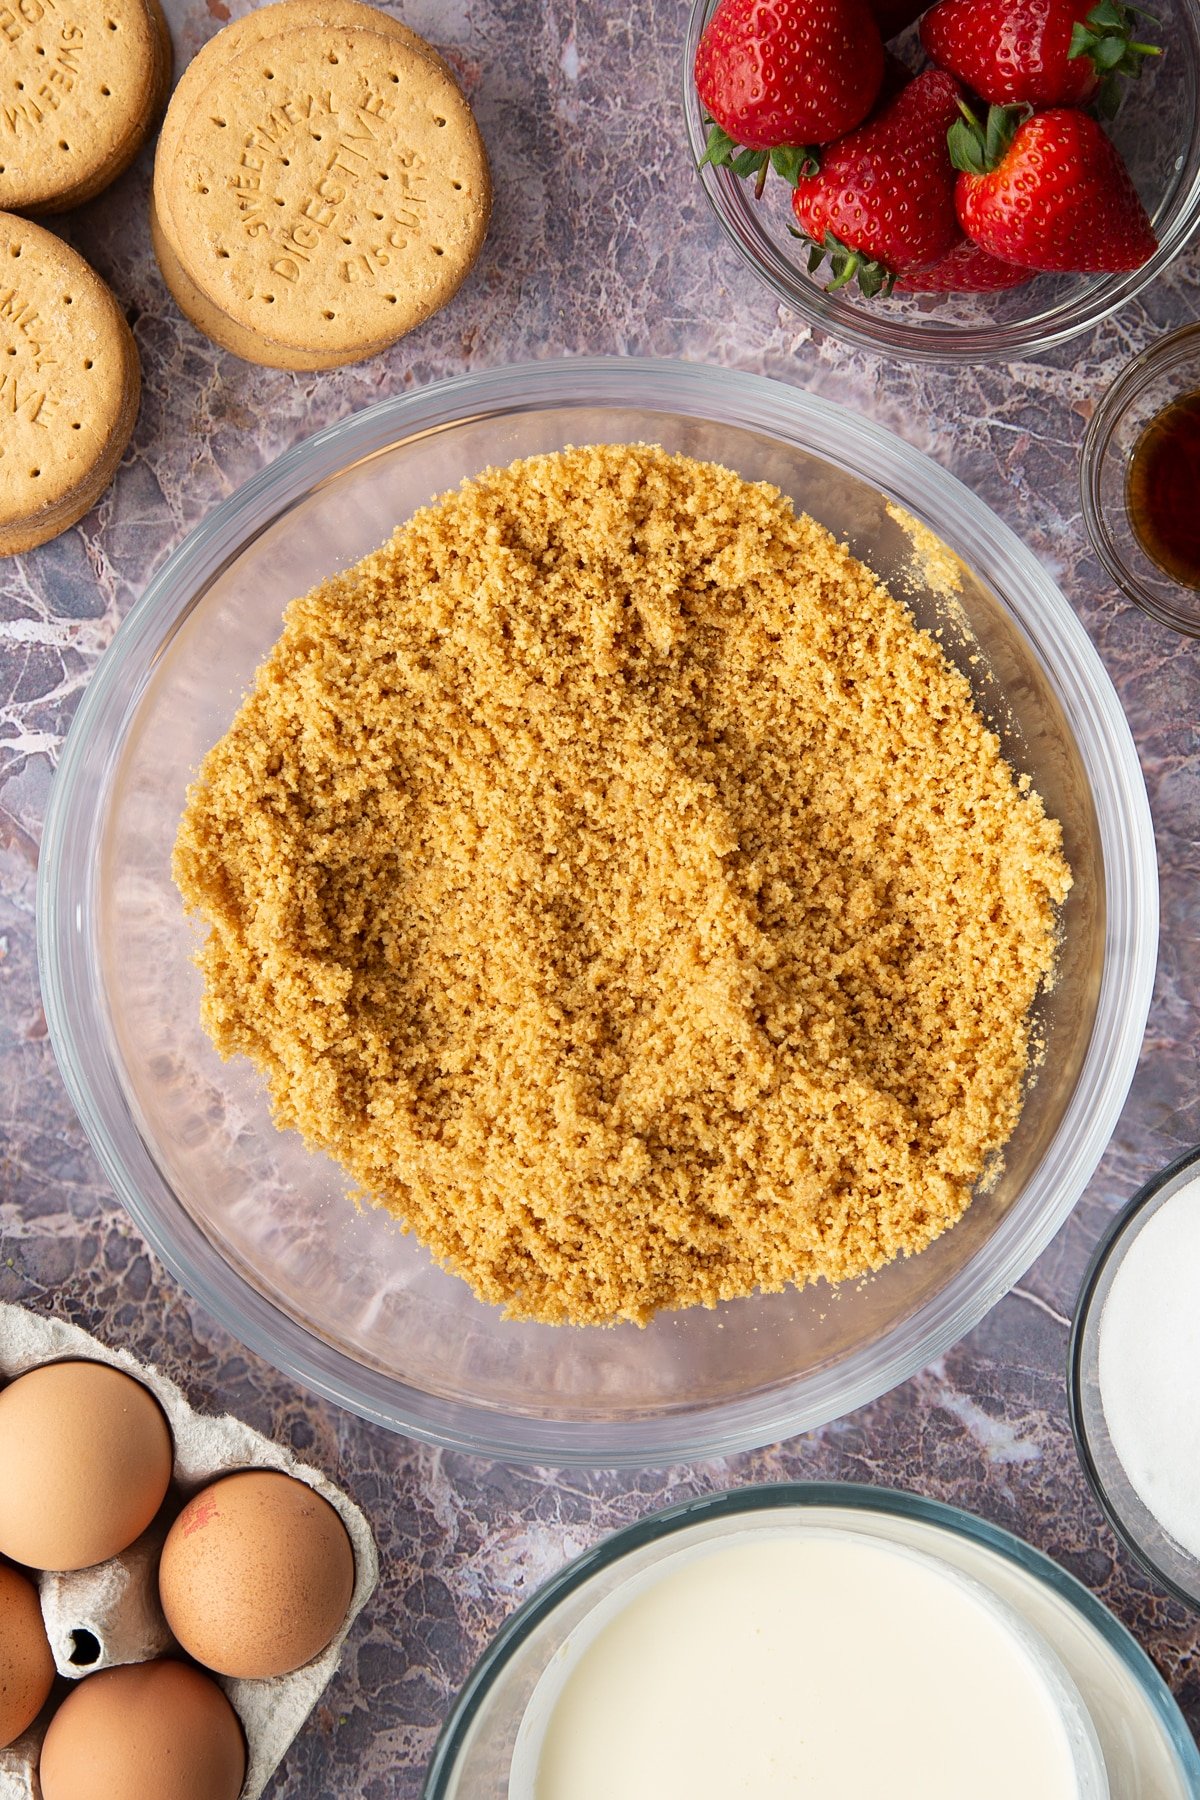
[39,1659,245,1800]
[159,1470,355,1679]
[0,1561,55,1747]
[0,1361,173,1572]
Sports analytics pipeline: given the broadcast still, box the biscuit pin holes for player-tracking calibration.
[0,213,139,558]
[0,0,172,216]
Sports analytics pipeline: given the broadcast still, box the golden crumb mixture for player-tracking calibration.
[173,445,1071,1327]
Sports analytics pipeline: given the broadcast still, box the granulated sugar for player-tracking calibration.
[1098,1174,1200,1561]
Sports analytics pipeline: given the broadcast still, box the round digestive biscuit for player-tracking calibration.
[0,212,139,556]
[154,0,455,207]
[26,0,173,216]
[151,188,396,370]
[0,0,167,215]
[164,25,491,364]
[151,0,453,339]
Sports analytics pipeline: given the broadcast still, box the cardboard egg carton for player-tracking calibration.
[0,1302,379,1799]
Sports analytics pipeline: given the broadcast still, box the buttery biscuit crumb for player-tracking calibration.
[173,446,1072,1326]
[886,500,967,599]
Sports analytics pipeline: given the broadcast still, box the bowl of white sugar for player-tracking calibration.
[1070,1142,1200,1611]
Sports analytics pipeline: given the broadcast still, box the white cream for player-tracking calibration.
[1098,1174,1200,1562]
[517,1530,1103,1800]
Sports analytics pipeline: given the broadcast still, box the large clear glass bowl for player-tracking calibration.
[38,358,1157,1464]
[683,0,1200,364]
[424,1485,1200,1798]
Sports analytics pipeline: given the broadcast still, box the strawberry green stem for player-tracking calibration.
[793,230,898,300]
[1068,0,1162,115]
[947,102,1032,177]
[697,122,818,192]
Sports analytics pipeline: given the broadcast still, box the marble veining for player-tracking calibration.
[1,2,1199,1792]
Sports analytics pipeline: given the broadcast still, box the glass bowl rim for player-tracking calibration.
[1067,1139,1200,1612]
[421,1478,1200,1796]
[37,354,1159,1465]
[681,0,1200,366]
[1079,321,1200,638]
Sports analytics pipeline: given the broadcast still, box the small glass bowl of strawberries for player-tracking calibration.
[684,0,1200,361]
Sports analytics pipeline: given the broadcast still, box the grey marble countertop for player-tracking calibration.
[2,3,1199,1793]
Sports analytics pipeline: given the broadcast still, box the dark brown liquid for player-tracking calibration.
[1126,391,1200,590]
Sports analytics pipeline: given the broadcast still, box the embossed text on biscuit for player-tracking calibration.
[0,19,83,137]
[217,83,427,294]
[0,0,59,46]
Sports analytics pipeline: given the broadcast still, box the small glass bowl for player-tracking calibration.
[682,0,1200,364]
[1080,325,1200,637]
[423,1483,1200,1799]
[1069,1143,1200,1611]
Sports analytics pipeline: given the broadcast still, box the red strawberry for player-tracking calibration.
[695,0,885,157]
[790,69,965,295]
[950,103,1158,272]
[896,239,1035,289]
[920,0,1161,112]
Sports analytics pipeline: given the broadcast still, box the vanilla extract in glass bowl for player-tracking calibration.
[1082,324,1200,636]
[1125,392,1200,590]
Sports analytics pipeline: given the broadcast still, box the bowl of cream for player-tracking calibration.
[424,1485,1200,1800]
[1070,1141,1200,1612]
[510,1529,1105,1800]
